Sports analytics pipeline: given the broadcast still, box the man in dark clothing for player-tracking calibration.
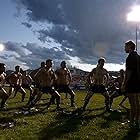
[121,40,140,129]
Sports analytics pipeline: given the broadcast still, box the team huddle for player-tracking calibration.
[0,57,126,113]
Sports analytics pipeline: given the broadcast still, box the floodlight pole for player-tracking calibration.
[136,24,138,51]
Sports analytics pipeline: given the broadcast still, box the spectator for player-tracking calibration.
[121,40,140,129]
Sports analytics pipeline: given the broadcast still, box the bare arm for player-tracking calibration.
[34,69,42,83]
[122,70,131,87]
[67,69,72,84]
[87,69,95,85]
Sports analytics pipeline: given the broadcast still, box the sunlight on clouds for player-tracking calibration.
[22,48,32,55]
[72,62,125,72]
[41,37,62,50]
[0,57,29,70]
[68,56,96,72]
[0,51,20,58]
[127,5,140,22]
[0,44,5,51]
[104,63,125,71]
[68,56,125,72]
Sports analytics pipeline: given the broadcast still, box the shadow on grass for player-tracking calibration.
[38,108,82,139]
[99,110,128,129]
[0,98,73,126]
[121,128,140,140]
[0,103,48,120]
[38,107,106,140]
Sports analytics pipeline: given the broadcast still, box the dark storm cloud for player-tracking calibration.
[36,25,80,57]
[14,0,66,24]
[13,0,139,65]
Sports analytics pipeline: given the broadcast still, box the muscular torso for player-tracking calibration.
[55,68,71,85]
[35,67,55,87]
[22,75,32,85]
[8,72,22,86]
[90,66,108,85]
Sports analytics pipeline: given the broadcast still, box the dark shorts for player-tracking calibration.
[55,85,73,93]
[116,89,126,96]
[10,84,21,89]
[22,84,30,89]
[90,84,107,93]
[39,86,55,94]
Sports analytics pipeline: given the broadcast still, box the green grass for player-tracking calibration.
[0,90,139,140]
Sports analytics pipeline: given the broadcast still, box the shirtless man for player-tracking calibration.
[109,69,126,108]
[55,61,75,107]
[82,57,110,111]
[14,70,33,99]
[29,61,45,83]
[0,63,9,108]
[21,70,33,94]
[27,61,46,105]
[6,65,26,102]
[29,59,60,110]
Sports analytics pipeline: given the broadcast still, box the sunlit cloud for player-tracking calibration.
[67,55,125,72]
[0,44,5,51]
[127,5,140,22]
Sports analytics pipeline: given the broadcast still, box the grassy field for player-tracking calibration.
[0,90,139,140]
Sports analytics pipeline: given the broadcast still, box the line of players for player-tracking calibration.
[0,58,126,112]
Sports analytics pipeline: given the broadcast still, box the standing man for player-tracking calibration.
[82,57,110,111]
[121,40,140,129]
[55,61,75,107]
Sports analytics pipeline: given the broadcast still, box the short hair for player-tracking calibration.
[15,65,20,69]
[0,63,5,68]
[98,57,106,63]
[61,61,66,65]
[46,59,52,64]
[119,69,124,73]
[125,40,135,50]
[41,61,45,67]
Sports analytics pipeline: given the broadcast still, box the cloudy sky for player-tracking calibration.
[0,0,140,71]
